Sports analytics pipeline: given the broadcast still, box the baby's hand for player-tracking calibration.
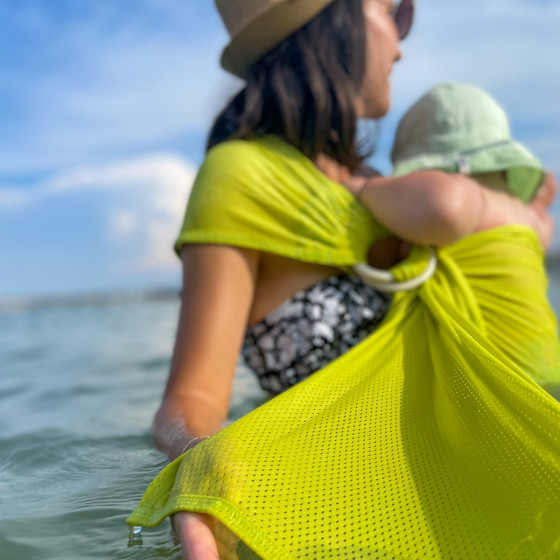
[344,176,369,197]
[314,154,379,197]
[314,154,352,183]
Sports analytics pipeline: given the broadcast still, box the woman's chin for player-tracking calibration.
[360,96,391,120]
[368,104,390,120]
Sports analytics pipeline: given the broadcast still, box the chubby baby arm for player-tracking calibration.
[354,170,555,249]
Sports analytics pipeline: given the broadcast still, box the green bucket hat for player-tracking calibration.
[391,82,544,202]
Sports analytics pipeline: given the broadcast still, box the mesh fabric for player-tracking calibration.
[129,137,560,558]
[129,227,560,559]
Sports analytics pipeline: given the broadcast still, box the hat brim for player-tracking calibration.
[393,140,544,203]
[221,0,336,79]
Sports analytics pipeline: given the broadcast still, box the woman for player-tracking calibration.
[140,1,555,558]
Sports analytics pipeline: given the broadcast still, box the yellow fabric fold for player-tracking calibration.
[174,135,389,267]
[129,136,560,559]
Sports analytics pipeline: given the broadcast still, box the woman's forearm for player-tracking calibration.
[152,244,259,461]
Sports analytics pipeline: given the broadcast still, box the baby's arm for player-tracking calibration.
[351,171,553,249]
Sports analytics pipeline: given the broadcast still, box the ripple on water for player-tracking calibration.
[0,383,28,401]
[0,529,43,560]
[136,356,171,373]
[0,511,180,560]
[0,431,155,481]
[0,299,265,559]
[4,344,50,364]
[0,428,175,560]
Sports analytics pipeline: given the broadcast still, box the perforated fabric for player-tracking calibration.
[129,137,560,558]
[129,226,560,559]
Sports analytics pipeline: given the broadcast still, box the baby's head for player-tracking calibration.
[391,82,543,202]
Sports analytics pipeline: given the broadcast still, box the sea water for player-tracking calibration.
[0,296,268,560]
[1,274,560,560]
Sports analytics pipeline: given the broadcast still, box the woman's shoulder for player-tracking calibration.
[202,135,299,174]
[192,136,289,204]
[205,136,261,162]
[183,136,304,237]
[193,135,326,208]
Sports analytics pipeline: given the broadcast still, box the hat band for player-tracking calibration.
[455,140,512,174]
[220,0,336,77]
[459,139,511,156]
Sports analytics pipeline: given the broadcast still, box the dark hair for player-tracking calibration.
[207,0,368,171]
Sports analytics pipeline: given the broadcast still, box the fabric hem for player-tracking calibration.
[127,494,296,560]
[174,230,361,270]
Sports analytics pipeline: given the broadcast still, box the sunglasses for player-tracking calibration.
[392,0,414,41]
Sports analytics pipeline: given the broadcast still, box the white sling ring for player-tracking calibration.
[353,247,437,293]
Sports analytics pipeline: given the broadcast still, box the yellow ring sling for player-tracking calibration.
[128,136,560,560]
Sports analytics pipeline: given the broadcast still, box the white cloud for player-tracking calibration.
[142,220,182,270]
[109,210,139,243]
[0,189,29,208]
[0,153,196,271]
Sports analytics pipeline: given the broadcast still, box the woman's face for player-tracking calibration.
[356,0,402,119]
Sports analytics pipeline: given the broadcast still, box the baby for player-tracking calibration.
[358,81,555,269]
[392,82,545,203]
[356,81,560,392]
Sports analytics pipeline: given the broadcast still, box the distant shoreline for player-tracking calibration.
[0,286,181,313]
[2,255,560,313]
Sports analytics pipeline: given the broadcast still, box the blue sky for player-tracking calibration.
[1,0,559,298]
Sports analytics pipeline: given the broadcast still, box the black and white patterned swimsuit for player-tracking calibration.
[242,274,391,394]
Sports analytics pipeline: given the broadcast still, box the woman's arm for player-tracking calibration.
[152,244,260,560]
[152,243,260,460]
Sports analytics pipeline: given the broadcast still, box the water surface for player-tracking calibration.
[0,297,265,560]
[1,273,560,559]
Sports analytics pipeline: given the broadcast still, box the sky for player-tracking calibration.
[0,0,559,298]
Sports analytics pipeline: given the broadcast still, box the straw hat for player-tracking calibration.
[391,83,543,203]
[216,0,336,78]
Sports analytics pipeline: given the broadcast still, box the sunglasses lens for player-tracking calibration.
[394,0,414,40]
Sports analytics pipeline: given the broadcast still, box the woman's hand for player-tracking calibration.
[175,512,219,560]
[152,394,219,461]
